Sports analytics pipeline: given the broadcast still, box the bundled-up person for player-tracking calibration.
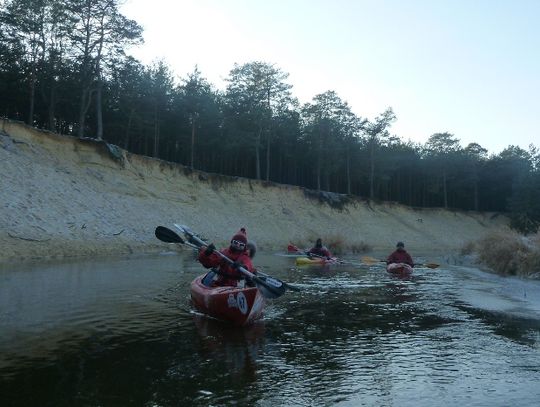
[246,241,257,259]
[386,241,414,267]
[198,227,255,287]
[307,238,332,259]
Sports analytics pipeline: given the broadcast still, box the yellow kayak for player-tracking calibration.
[295,256,336,266]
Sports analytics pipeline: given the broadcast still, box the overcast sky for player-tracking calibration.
[120,0,540,154]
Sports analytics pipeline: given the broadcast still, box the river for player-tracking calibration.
[1,251,539,406]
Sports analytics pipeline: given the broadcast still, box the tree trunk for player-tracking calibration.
[316,159,321,191]
[408,173,413,206]
[47,86,56,131]
[265,88,272,181]
[265,130,270,181]
[472,165,479,211]
[145,130,149,156]
[153,104,159,157]
[443,169,448,208]
[96,78,103,140]
[396,172,401,202]
[78,87,93,138]
[255,124,262,180]
[78,91,86,137]
[28,72,36,126]
[422,178,427,207]
[190,114,196,169]
[474,179,479,211]
[324,172,330,192]
[346,151,351,195]
[124,108,134,149]
[369,140,375,199]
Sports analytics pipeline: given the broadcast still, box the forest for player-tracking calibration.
[1,0,539,234]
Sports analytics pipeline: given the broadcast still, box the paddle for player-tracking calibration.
[361,256,440,269]
[288,243,308,256]
[175,224,297,298]
[288,244,332,260]
[155,226,300,294]
[289,243,363,266]
[155,225,296,299]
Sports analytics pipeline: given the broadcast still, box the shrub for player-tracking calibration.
[476,231,540,277]
[349,242,372,254]
[460,241,476,255]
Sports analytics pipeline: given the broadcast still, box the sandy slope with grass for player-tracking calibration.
[0,119,512,263]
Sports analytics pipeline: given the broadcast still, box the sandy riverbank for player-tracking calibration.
[0,119,511,263]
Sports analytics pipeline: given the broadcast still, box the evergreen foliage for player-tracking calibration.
[1,0,538,233]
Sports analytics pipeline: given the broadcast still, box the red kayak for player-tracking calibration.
[386,263,414,276]
[190,275,265,326]
[287,244,299,253]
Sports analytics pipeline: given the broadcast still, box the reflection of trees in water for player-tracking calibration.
[455,302,540,348]
[255,284,463,402]
[296,264,341,276]
[0,315,269,407]
[193,315,266,380]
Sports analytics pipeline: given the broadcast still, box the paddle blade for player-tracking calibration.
[174,223,205,247]
[361,256,383,265]
[254,275,287,299]
[257,271,301,292]
[424,263,440,269]
[155,226,185,244]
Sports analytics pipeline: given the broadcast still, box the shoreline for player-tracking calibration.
[1,119,511,263]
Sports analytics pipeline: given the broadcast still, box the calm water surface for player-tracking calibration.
[1,251,539,406]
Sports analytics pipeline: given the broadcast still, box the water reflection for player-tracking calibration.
[193,315,266,378]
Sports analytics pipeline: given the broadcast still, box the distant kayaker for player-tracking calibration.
[386,241,414,267]
[247,241,257,259]
[198,227,255,287]
[307,238,332,259]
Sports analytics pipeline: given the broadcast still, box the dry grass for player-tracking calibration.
[349,242,372,254]
[460,240,476,255]
[475,231,540,278]
[325,235,346,255]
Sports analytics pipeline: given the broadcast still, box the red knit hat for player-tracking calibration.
[231,227,247,244]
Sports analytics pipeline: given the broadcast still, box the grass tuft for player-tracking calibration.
[475,231,540,278]
[460,241,476,255]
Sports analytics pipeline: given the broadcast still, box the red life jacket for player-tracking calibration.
[387,249,414,266]
[308,246,331,258]
[198,247,254,286]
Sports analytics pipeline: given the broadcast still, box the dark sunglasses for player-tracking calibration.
[231,239,246,250]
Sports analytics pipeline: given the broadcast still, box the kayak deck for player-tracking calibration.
[295,256,338,266]
[386,263,414,275]
[190,274,265,326]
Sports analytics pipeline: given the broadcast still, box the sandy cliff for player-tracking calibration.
[0,119,511,262]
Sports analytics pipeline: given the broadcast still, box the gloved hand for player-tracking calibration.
[232,261,244,270]
[245,277,255,287]
[204,243,215,256]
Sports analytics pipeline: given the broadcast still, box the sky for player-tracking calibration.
[120,0,540,154]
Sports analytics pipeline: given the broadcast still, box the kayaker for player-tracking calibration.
[198,227,255,287]
[386,241,414,267]
[247,241,257,259]
[307,238,332,259]
[245,241,259,281]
